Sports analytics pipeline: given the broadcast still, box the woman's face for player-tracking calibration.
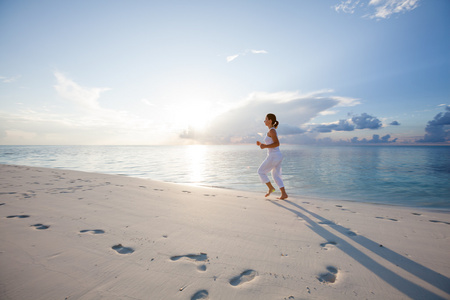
[264,116,272,127]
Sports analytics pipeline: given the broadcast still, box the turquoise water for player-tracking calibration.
[0,145,449,209]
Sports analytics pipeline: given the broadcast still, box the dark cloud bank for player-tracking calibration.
[309,107,449,145]
[314,113,383,133]
[417,106,450,143]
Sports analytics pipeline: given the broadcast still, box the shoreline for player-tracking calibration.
[195,182,450,213]
[1,164,449,299]
[1,144,448,211]
[3,162,450,212]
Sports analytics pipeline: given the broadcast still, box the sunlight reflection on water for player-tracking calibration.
[186,145,207,183]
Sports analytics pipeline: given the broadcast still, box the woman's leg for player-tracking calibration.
[258,156,276,197]
[272,157,288,200]
[257,156,272,184]
[271,162,284,188]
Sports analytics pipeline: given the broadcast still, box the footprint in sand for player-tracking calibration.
[80,229,105,234]
[31,224,50,230]
[320,241,337,250]
[375,217,398,222]
[191,290,209,300]
[346,230,357,237]
[429,220,450,225]
[197,264,207,271]
[170,253,208,271]
[318,266,339,284]
[112,244,134,254]
[170,253,208,262]
[229,269,257,286]
[7,215,30,219]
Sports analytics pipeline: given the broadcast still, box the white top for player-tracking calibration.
[263,127,280,153]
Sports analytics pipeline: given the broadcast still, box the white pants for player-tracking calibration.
[257,151,284,188]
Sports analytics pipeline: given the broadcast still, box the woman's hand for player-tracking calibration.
[256,141,261,146]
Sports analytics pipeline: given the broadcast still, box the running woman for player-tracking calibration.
[256,113,288,200]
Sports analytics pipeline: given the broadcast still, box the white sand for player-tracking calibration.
[0,164,449,300]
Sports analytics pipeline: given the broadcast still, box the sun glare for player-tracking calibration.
[187,106,210,131]
[172,101,218,133]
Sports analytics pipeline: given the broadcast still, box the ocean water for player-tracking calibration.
[0,145,449,209]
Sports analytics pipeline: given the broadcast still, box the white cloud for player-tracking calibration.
[369,0,419,19]
[0,105,167,145]
[226,54,240,62]
[0,72,172,145]
[54,71,110,111]
[334,0,361,14]
[333,0,420,19]
[0,75,21,83]
[141,98,155,107]
[319,110,339,116]
[180,90,361,143]
[226,49,268,63]
[250,50,268,54]
[330,95,361,107]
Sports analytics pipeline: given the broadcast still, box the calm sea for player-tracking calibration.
[0,145,449,209]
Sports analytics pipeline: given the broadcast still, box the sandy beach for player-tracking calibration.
[0,164,449,300]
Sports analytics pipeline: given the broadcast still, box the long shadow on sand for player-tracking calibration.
[270,200,450,300]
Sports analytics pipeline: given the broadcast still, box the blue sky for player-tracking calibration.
[0,0,449,145]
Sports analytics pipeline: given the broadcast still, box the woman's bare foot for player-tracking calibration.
[277,194,288,200]
[264,182,276,197]
[278,187,288,200]
[265,188,276,197]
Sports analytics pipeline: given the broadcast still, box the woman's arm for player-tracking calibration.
[259,129,280,149]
